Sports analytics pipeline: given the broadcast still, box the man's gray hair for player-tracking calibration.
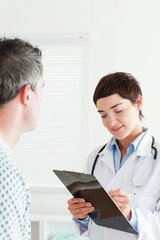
[0,37,43,105]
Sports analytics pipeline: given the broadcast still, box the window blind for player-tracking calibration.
[13,35,88,190]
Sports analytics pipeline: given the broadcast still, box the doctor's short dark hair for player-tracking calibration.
[0,37,43,106]
[93,72,143,119]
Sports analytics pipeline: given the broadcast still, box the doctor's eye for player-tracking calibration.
[101,115,107,119]
[115,109,123,114]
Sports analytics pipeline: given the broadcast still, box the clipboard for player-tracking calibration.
[53,170,137,235]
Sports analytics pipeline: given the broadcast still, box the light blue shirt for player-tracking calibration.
[110,131,146,174]
[74,131,146,234]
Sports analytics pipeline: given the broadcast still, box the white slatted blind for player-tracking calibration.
[13,35,88,189]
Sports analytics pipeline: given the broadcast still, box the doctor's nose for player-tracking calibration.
[107,117,118,127]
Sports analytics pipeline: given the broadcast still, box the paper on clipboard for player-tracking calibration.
[53,170,137,235]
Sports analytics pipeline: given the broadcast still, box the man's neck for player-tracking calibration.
[0,101,23,148]
[0,130,21,148]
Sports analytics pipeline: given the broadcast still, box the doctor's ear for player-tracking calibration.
[136,95,143,110]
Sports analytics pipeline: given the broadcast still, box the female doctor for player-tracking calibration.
[67,72,160,240]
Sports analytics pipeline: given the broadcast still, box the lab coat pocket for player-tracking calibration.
[132,194,157,212]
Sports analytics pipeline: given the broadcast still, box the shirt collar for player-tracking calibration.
[109,130,147,152]
[110,137,117,151]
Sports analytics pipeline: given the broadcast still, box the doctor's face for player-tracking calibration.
[96,93,143,141]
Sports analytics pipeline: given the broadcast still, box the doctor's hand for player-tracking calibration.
[109,189,132,221]
[67,197,94,219]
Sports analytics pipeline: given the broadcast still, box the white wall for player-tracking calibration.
[1,0,160,216]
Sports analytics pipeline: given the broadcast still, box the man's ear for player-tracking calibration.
[20,84,32,106]
[136,95,143,110]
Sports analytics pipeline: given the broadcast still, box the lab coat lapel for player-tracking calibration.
[100,150,115,173]
[107,130,153,189]
[136,129,152,157]
[99,138,115,173]
[97,130,153,190]
[120,130,152,172]
[104,152,137,191]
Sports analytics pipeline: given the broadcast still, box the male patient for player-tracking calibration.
[0,38,44,239]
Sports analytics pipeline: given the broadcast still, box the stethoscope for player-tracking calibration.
[91,136,157,188]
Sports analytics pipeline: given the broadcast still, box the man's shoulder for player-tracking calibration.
[0,142,15,175]
[0,145,13,162]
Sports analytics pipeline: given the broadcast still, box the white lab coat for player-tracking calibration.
[73,129,160,240]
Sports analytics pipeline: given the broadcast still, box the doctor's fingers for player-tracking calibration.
[68,201,93,211]
[109,189,130,198]
[112,195,131,205]
[68,197,85,205]
[114,200,131,209]
[70,206,94,219]
[112,197,131,220]
[119,205,132,221]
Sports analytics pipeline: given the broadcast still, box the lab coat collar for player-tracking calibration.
[136,128,152,157]
[97,137,113,157]
[97,138,115,172]
[97,128,152,171]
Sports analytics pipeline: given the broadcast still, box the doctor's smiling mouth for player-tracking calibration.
[111,125,124,132]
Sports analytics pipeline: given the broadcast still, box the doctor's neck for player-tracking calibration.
[117,126,143,153]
